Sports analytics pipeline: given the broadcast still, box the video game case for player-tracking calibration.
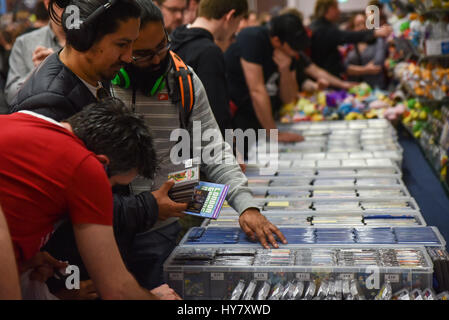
[170,187,197,199]
[168,166,200,190]
[168,166,200,202]
[185,182,230,220]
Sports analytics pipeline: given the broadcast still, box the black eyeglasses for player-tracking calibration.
[132,31,171,63]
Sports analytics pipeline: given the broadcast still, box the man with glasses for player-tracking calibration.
[112,0,287,291]
[153,0,186,33]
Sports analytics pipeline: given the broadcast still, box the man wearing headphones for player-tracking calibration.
[9,0,182,299]
[111,0,287,290]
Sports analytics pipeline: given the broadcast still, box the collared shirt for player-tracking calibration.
[78,78,110,101]
[5,24,62,105]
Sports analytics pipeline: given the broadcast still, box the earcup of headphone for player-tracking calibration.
[55,0,70,8]
[67,27,94,52]
[112,68,131,89]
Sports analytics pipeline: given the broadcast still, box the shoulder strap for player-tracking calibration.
[169,50,195,129]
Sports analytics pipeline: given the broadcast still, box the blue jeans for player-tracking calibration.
[126,221,182,290]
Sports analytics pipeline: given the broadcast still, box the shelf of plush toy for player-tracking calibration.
[401,121,449,194]
[400,81,449,106]
[420,54,449,62]
[419,8,449,19]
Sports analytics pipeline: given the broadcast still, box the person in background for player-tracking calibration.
[344,12,387,89]
[279,7,357,93]
[24,0,51,33]
[183,0,199,25]
[223,14,304,141]
[258,11,271,26]
[0,205,21,300]
[171,0,248,136]
[236,10,258,34]
[153,0,187,33]
[369,0,388,26]
[309,0,391,79]
[5,0,65,105]
[0,22,31,113]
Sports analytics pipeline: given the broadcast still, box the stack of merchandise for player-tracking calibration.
[168,166,200,203]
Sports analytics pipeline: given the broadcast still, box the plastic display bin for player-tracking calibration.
[178,226,446,248]
[163,246,433,300]
[204,211,427,228]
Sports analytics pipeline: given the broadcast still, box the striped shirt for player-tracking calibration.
[112,67,259,231]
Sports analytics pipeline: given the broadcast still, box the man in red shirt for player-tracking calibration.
[0,98,180,300]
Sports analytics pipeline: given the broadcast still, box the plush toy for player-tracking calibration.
[384,104,406,121]
[369,100,391,110]
[349,83,372,99]
[345,112,365,121]
[326,91,348,107]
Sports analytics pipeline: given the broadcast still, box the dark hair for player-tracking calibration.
[34,1,50,21]
[135,0,164,27]
[49,0,141,49]
[269,13,308,51]
[279,7,303,22]
[66,98,157,179]
[198,0,248,20]
[314,0,338,20]
[186,0,200,6]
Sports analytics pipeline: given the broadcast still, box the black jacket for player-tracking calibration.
[310,17,376,78]
[171,26,232,136]
[9,52,159,271]
[9,53,97,121]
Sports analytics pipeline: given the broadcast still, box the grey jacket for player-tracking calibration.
[5,25,62,105]
[112,66,260,231]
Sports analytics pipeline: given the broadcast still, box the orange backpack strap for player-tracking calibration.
[169,51,195,129]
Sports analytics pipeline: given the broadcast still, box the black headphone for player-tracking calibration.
[62,0,119,52]
[55,0,70,7]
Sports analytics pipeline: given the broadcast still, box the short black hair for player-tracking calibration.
[66,98,157,179]
[135,0,164,28]
[49,0,141,49]
[198,0,248,20]
[34,1,50,21]
[269,13,309,52]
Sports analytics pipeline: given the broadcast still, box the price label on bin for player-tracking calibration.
[385,274,400,283]
[296,273,311,281]
[211,273,224,281]
[169,273,184,281]
[339,273,355,280]
[254,273,268,281]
